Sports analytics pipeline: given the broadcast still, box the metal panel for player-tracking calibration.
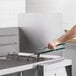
[18,13,63,57]
[0,27,19,56]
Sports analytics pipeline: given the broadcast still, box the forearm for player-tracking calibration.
[56,25,76,43]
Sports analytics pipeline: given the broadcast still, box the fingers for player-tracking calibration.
[48,43,55,49]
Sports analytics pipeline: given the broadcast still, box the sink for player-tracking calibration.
[0,54,53,70]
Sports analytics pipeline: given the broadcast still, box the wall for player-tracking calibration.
[26,0,76,29]
[63,0,76,29]
[26,0,64,13]
[0,0,25,27]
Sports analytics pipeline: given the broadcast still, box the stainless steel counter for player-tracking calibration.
[0,53,63,76]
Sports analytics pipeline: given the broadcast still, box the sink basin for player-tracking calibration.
[0,54,53,70]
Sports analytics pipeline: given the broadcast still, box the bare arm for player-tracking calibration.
[57,25,76,42]
[48,25,76,49]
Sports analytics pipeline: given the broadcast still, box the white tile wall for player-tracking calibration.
[63,0,76,29]
[26,0,64,13]
[0,0,25,27]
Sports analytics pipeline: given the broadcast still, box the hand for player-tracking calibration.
[48,43,55,49]
[48,40,59,49]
